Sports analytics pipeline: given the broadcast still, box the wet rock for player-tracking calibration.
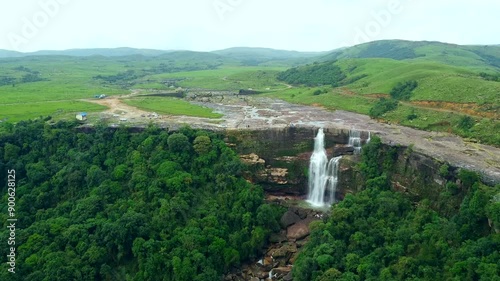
[271,243,297,258]
[273,266,293,279]
[263,256,274,269]
[289,251,300,264]
[283,271,293,281]
[332,144,355,157]
[258,271,269,279]
[269,231,287,243]
[280,210,301,228]
[296,238,309,248]
[295,208,309,220]
[287,222,310,240]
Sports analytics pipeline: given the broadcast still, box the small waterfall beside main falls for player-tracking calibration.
[307,128,342,207]
[349,129,371,154]
[349,130,362,155]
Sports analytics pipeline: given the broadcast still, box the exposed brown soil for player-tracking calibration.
[365,93,390,99]
[410,100,499,119]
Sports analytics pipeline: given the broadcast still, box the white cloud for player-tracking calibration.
[0,0,498,52]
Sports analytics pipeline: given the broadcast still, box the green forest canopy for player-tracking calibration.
[0,121,499,280]
[0,121,282,281]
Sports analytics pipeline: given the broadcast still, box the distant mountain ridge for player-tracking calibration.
[1,41,499,68]
[0,46,327,59]
[0,47,173,58]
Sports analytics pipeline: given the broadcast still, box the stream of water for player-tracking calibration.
[307,128,342,207]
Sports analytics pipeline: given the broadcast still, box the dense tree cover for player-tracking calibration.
[94,70,139,85]
[20,73,48,84]
[390,80,418,101]
[293,136,500,281]
[369,80,418,118]
[277,62,347,87]
[0,120,282,281]
[369,98,399,118]
[0,76,16,87]
[479,72,500,82]
[0,66,47,86]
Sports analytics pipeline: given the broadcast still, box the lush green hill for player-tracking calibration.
[322,40,500,71]
[277,57,500,104]
[272,40,500,146]
[213,47,326,66]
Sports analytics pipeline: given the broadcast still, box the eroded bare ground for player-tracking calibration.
[83,92,500,184]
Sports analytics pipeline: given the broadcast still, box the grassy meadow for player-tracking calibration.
[0,101,107,122]
[0,40,498,145]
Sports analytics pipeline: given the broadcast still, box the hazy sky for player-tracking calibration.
[1,0,499,52]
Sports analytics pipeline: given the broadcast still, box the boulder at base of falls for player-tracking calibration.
[269,231,287,243]
[286,221,310,240]
[273,266,293,280]
[280,210,301,228]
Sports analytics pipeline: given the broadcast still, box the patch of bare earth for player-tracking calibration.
[411,101,499,119]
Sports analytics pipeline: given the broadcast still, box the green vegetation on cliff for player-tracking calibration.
[293,137,500,281]
[0,121,282,280]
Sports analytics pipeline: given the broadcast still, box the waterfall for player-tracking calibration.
[307,128,342,207]
[348,130,362,155]
[325,157,341,204]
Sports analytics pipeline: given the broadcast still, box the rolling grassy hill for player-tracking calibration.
[271,40,500,146]
[322,40,500,71]
[212,47,326,66]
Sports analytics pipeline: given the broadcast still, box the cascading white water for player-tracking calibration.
[307,128,342,207]
[325,157,342,204]
[348,130,362,155]
[307,129,328,206]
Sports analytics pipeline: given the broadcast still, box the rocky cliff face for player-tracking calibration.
[226,127,496,202]
[226,127,361,195]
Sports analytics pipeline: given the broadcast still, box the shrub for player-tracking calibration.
[369,98,399,118]
[457,116,475,131]
[390,80,418,100]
